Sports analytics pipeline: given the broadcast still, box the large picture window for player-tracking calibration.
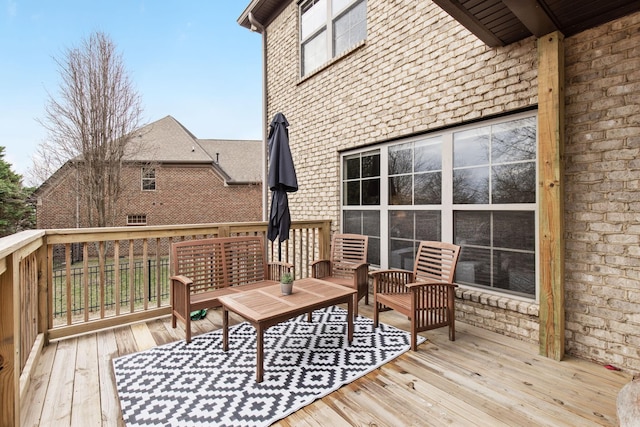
[300,0,367,76]
[341,113,537,298]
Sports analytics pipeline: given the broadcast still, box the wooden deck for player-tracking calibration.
[22,302,630,426]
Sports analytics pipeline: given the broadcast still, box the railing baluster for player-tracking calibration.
[114,241,120,316]
[129,240,135,314]
[65,243,72,326]
[83,243,89,322]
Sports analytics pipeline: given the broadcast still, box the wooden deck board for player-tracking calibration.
[71,334,102,426]
[21,303,631,426]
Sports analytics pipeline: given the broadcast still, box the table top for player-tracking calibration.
[217,277,356,323]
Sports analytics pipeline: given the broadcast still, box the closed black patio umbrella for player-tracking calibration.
[267,113,298,252]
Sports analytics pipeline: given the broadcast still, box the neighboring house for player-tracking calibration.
[34,115,262,229]
[238,1,640,371]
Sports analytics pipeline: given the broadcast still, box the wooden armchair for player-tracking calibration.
[372,241,461,351]
[311,233,369,314]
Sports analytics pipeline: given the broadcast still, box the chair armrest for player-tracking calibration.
[267,261,294,281]
[371,269,415,294]
[170,275,193,288]
[405,281,458,289]
[310,259,331,279]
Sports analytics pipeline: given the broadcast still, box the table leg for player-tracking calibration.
[222,308,229,351]
[347,297,354,344]
[256,324,264,383]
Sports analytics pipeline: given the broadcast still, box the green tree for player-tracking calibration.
[0,147,35,237]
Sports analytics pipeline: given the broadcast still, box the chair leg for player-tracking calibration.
[411,316,418,351]
[373,302,379,329]
[449,321,455,341]
[186,316,192,343]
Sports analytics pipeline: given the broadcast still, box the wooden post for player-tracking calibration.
[537,31,565,360]
[0,255,19,426]
[319,220,332,260]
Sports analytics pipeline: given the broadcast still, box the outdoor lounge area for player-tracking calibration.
[3,221,633,425]
[22,300,630,426]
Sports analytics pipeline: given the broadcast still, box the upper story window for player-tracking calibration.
[142,167,156,191]
[300,0,367,76]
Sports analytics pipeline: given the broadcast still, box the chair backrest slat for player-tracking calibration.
[331,233,368,264]
[413,241,460,284]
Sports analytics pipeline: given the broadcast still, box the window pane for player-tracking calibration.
[415,172,441,205]
[454,211,490,246]
[362,178,380,205]
[301,0,327,39]
[342,209,380,266]
[302,29,327,74]
[492,117,536,163]
[453,166,490,204]
[389,176,412,205]
[493,211,534,251]
[456,246,491,285]
[362,210,380,236]
[367,236,380,266]
[494,250,535,295]
[343,210,361,233]
[344,181,360,205]
[454,127,490,167]
[344,156,360,179]
[362,152,379,178]
[414,138,441,172]
[388,143,412,174]
[491,163,536,203]
[415,211,441,241]
[332,0,352,16]
[390,210,413,239]
[333,0,366,56]
[389,239,416,270]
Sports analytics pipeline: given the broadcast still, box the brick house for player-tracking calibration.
[238,1,640,372]
[34,115,262,229]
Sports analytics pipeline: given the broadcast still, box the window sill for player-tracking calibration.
[455,285,539,317]
[297,39,367,85]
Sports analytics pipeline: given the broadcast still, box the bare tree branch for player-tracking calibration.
[32,32,143,228]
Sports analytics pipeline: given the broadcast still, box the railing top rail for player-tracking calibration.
[0,230,46,260]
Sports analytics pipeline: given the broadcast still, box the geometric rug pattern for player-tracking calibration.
[113,305,423,426]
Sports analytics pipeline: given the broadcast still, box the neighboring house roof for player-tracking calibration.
[198,139,262,184]
[34,115,262,196]
[238,0,640,47]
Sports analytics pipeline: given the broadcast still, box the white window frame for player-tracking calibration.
[341,111,539,301]
[141,167,156,191]
[299,0,366,76]
[127,214,147,226]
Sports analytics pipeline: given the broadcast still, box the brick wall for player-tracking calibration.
[564,12,640,372]
[36,163,262,229]
[264,0,640,370]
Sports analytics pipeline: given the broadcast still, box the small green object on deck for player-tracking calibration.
[190,309,207,321]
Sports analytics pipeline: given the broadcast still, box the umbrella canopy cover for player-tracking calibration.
[267,113,298,243]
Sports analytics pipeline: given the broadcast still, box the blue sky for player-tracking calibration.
[0,1,262,180]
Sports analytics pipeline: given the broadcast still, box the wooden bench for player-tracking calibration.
[170,235,292,343]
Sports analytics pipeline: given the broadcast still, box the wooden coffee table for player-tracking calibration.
[218,277,357,382]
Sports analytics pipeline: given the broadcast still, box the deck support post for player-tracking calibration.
[537,31,565,360]
[1,254,19,426]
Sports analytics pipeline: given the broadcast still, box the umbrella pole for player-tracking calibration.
[278,240,282,262]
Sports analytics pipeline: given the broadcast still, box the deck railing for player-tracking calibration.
[0,219,331,426]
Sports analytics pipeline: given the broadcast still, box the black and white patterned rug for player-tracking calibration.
[113,306,423,426]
